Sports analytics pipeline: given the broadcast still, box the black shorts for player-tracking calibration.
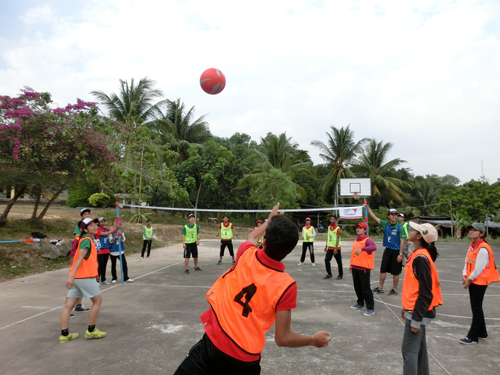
[184,243,198,259]
[380,247,403,275]
[174,334,261,374]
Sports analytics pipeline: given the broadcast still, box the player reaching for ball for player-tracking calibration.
[174,203,331,374]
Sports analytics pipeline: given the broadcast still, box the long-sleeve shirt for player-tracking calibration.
[351,235,377,271]
[404,255,436,329]
[302,227,316,238]
[462,243,490,281]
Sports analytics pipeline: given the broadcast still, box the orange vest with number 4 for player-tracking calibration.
[350,237,374,270]
[69,236,98,279]
[466,242,500,286]
[402,249,443,311]
[206,247,295,355]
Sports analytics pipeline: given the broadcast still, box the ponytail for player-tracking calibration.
[421,241,439,262]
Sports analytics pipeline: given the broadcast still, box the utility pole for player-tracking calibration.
[450,201,454,239]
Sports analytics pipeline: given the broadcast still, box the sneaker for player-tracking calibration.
[298,262,303,266]
[479,336,488,340]
[147,256,151,258]
[85,328,106,339]
[217,260,222,265]
[388,289,398,296]
[140,256,143,259]
[102,280,110,285]
[459,337,477,345]
[351,304,364,310]
[194,267,202,271]
[111,280,116,284]
[70,313,75,319]
[232,260,235,266]
[97,282,101,286]
[125,279,134,283]
[59,332,79,344]
[336,275,343,280]
[312,263,316,266]
[324,275,333,279]
[185,269,189,274]
[364,309,375,316]
[75,305,90,312]
[372,287,384,293]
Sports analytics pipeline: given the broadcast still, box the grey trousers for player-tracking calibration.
[402,319,429,375]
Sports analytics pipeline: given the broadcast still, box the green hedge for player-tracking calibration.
[66,186,100,208]
[89,193,111,208]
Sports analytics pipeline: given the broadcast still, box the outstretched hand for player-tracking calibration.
[267,202,281,222]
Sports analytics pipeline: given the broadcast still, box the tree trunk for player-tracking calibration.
[35,188,64,221]
[30,185,42,221]
[194,183,202,219]
[0,185,27,226]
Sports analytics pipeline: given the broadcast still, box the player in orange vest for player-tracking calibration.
[460,223,499,345]
[174,203,331,374]
[349,222,377,316]
[59,218,106,344]
[401,222,442,375]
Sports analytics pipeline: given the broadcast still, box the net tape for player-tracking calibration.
[121,204,363,213]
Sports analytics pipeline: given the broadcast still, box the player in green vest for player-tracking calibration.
[299,217,316,266]
[398,214,411,270]
[141,220,154,258]
[181,214,201,274]
[216,215,239,265]
[253,220,265,249]
[323,215,343,279]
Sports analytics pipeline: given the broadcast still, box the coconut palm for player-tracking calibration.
[352,139,409,204]
[147,99,212,162]
[311,125,367,203]
[414,179,441,215]
[238,132,311,201]
[91,77,163,126]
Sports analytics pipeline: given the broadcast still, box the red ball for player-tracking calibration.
[200,68,226,95]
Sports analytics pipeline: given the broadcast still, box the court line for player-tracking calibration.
[0,260,184,331]
[374,294,452,375]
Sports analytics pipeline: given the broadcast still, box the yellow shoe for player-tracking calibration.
[85,328,106,339]
[59,332,79,344]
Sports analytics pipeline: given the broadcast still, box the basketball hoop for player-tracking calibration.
[353,193,359,200]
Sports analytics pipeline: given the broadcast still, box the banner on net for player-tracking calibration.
[338,206,364,219]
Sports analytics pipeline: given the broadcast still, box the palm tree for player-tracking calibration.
[147,99,212,162]
[239,132,311,201]
[311,125,367,203]
[352,139,409,204]
[91,77,163,126]
[414,179,441,215]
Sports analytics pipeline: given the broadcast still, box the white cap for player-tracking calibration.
[409,222,438,243]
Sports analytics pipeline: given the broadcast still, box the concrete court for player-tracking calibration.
[0,240,499,375]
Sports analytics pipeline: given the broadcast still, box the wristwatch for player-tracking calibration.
[399,253,403,256]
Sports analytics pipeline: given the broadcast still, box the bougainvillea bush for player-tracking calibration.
[0,87,122,224]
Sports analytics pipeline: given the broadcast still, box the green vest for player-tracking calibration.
[401,222,409,238]
[183,224,198,244]
[303,226,315,242]
[327,225,341,248]
[143,226,153,240]
[220,223,233,240]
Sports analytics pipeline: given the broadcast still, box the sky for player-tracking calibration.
[1,0,499,184]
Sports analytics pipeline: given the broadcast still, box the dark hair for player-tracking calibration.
[79,220,96,233]
[147,220,152,223]
[420,241,439,262]
[80,209,90,217]
[223,215,229,219]
[330,215,337,219]
[264,215,299,261]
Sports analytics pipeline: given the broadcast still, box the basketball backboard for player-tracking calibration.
[339,178,371,198]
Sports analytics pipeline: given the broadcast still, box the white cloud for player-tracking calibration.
[1,0,499,183]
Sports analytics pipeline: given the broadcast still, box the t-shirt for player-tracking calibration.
[327,225,342,250]
[73,223,81,236]
[96,227,111,254]
[78,234,93,260]
[200,241,297,362]
[379,219,407,240]
[181,223,200,243]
